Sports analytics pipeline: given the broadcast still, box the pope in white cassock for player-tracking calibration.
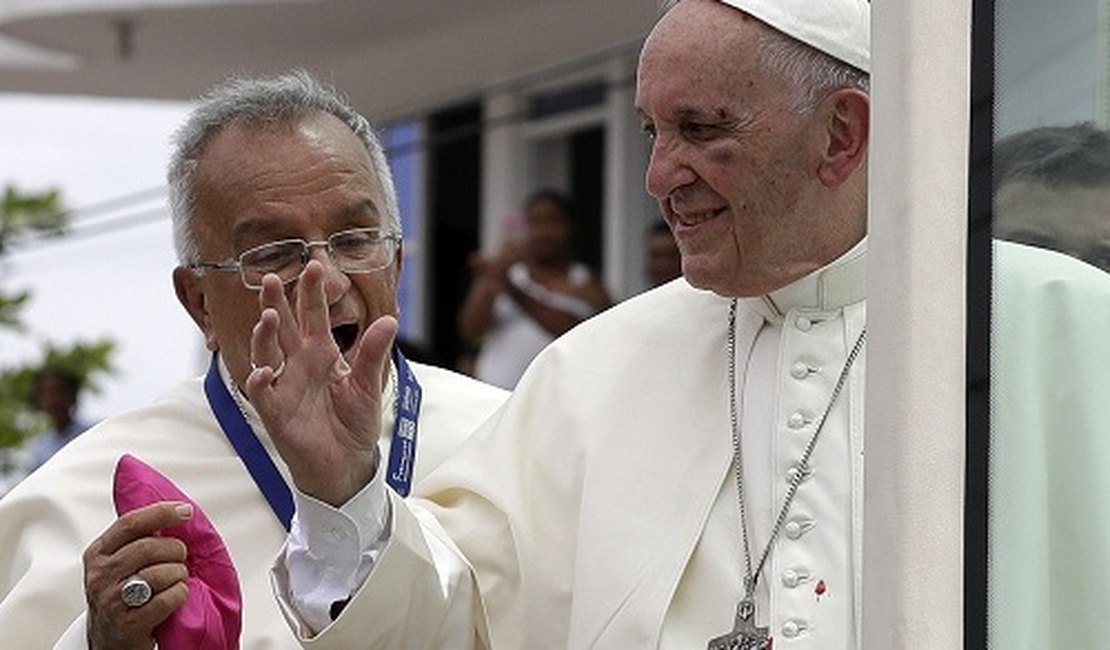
[0,73,506,648]
[258,0,874,648]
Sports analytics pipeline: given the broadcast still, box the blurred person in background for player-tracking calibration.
[993,122,1110,272]
[457,189,611,389]
[0,71,506,649]
[26,367,94,471]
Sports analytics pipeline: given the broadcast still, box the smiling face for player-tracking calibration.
[636,0,863,297]
[173,112,400,390]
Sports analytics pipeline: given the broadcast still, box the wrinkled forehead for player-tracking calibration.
[636,4,773,115]
[638,0,777,94]
[194,114,375,196]
[190,115,386,243]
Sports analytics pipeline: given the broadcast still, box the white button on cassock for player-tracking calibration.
[790,362,810,379]
[784,520,812,540]
[782,620,802,638]
[795,316,813,332]
[787,412,807,429]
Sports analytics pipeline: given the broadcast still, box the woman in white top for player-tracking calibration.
[458,190,612,389]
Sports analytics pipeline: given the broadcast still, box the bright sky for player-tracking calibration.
[0,93,204,422]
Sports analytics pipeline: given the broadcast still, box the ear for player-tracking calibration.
[173,266,219,351]
[816,88,869,188]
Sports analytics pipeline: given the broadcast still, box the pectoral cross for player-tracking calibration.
[707,599,771,650]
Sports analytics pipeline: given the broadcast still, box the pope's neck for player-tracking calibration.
[743,238,868,322]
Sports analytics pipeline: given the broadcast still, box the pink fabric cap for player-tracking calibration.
[112,454,242,649]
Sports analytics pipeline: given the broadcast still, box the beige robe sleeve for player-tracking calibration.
[273,490,488,649]
[54,613,88,649]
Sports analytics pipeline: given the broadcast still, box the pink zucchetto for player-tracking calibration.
[113,454,242,649]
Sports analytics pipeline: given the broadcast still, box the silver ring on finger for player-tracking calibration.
[120,574,153,608]
[250,359,286,379]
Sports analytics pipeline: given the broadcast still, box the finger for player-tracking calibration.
[244,364,279,413]
[250,307,284,373]
[349,315,398,395]
[128,561,189,597]
[85,536,187,602]
[94,502,193,556]
[115,536,188,575]
[128,580,190,631]
[295,260,333,341]
[85,536,188,626]
[259,273,300,355]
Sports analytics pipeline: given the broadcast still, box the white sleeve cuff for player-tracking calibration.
[284,469,392,634]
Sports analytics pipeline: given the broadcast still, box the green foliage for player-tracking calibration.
[0,340,116,448]
[0,185,67,254]
[0,369,46,448]
[0,185,117,450]
[0,289,29,330]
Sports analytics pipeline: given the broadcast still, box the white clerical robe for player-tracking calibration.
[282,243,867,649]
[988,241,1110,648]
[0,356,506,649]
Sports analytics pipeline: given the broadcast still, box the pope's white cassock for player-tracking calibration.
[277,242,868,648]
[0,356,506,648]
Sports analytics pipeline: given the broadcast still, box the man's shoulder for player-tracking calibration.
[554,278,726,348]
[509,278,729,388]
[995,240,1110,302]
[409,362,509,406]
[78,376,211,440]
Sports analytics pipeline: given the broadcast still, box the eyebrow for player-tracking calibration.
[676,106,736,121]
[636,105,737,123]
[332,198,384,229]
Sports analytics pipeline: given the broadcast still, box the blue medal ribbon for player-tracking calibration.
[203,347,422,531]
[386,346,421,497]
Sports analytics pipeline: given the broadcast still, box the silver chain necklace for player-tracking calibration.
[709,299,866,650]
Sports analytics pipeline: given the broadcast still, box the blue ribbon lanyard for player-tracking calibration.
[203,347,423,532]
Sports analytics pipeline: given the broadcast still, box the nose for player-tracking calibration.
[645,135,696,200]
[306,244,350,304]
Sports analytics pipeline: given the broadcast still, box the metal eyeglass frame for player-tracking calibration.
[188,226,401,290]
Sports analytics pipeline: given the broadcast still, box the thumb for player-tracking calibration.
[350,315,399,394]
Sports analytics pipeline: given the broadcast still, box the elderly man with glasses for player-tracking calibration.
[0,71,506,649]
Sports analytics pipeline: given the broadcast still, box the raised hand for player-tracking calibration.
[83,502,192,650]
[244,260,396,506]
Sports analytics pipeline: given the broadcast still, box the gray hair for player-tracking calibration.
[993,123,1110,192]
[657,0,869,114]
[757,27,869,113]
[167,70,400,264]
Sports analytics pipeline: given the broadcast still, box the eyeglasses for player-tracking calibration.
[189,227,401,289]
